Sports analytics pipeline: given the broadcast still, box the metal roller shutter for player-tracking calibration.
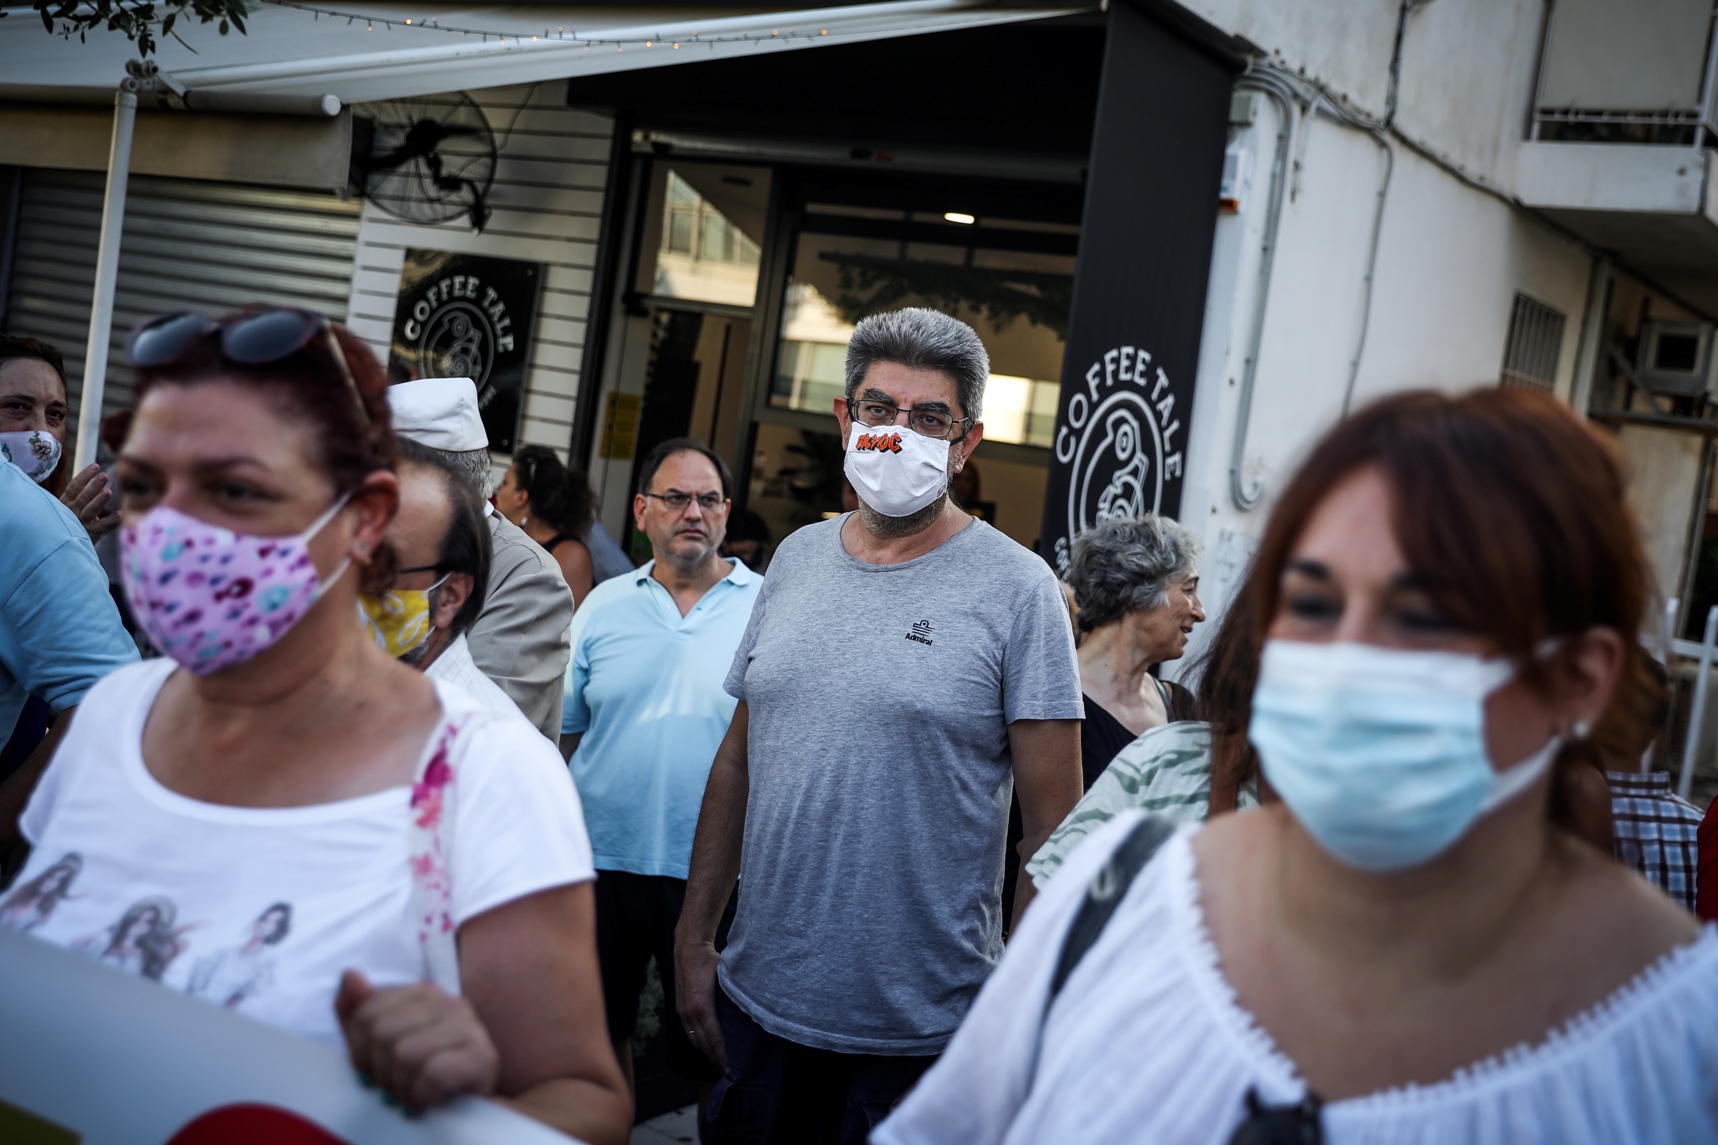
[2,169,361,440]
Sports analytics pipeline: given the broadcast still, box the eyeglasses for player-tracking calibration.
[847,398,974,442]
[643,491,727,514]
[126,308,368,428]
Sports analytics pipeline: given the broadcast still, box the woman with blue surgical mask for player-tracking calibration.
[876,388,1718,1145]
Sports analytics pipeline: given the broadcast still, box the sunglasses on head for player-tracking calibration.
[126,307,369,427]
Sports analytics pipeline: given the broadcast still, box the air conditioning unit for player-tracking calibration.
[1638,321,1718,397]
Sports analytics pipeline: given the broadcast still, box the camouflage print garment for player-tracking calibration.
[1025,721,1259,889]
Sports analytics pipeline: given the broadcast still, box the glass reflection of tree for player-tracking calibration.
[777,430,846,517]
[823,253,1072,339]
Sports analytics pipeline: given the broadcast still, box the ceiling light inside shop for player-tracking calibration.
[944,212,976,225]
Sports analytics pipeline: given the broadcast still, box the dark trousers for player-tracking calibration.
[703,982,936,1145]
[593,869,717,1083]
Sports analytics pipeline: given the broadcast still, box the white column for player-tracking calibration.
[72,89,138,470]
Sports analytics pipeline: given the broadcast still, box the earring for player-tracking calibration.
[1571,719,1592,741]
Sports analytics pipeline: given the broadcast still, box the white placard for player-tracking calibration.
[0,926,579,1144]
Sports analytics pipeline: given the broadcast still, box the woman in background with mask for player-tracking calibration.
[1,308,631,1144]
[876,388,1717,1144]
[0,335,121,542]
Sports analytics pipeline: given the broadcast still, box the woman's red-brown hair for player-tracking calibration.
[1211,387,1655,806]
[131,311,399,589]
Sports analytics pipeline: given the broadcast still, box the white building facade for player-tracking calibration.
[1175,2,1717,662]
[2,0,1715,646]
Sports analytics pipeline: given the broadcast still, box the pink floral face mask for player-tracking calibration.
[121,496,351,675]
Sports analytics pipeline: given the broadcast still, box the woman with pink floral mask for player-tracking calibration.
[0,308,631,1143]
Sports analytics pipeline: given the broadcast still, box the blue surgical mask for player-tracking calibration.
[1249,640,1561,872]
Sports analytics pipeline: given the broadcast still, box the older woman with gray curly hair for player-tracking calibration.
[1067,514,1205,788]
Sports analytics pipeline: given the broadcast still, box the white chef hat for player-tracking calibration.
[387,377,488,451]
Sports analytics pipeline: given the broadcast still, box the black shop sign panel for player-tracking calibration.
[1039,3,1234,577]
[389,250,542,454]
[1048,346,1187,575]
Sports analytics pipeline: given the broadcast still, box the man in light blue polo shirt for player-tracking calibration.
[561,436,762,1095]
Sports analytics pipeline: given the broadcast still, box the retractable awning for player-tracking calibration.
[2,1,1084,466]
[0,1,1080,107]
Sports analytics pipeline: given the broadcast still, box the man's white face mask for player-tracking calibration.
[842,422,950,518]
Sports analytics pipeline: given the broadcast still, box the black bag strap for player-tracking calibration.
[1021,813,1176,1097]
[1047,812,1177,1003]
[1022,817,1324,1140]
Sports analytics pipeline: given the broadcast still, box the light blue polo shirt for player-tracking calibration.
[562,556,761,879]
[0,461,138,742]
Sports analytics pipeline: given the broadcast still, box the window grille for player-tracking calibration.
[1500,293,1567,393]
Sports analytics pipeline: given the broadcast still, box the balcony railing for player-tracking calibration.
[1530,0,1718,147]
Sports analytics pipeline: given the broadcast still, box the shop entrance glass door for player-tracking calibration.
[750,190,1078,553]
[605,161,768,560]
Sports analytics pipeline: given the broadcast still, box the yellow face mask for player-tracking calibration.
[358,575,447,660]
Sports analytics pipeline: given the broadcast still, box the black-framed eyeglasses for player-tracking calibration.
[396,563,446,577]
[847,398,974,442]
[643,491,728,514]
[125,307,368,427]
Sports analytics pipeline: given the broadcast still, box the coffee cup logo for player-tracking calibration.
[400,274,516,390]
[389,250,541,455]
[1050,344,1183,577]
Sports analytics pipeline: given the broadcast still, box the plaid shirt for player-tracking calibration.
[1607,770,1702,912]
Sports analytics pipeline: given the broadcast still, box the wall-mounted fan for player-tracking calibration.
[355,93,497,232]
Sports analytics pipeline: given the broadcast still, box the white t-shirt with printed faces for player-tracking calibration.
[5,658,594,1046]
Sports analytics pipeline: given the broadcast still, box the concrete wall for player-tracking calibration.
[1181,0,1544,186]
[1168,6,1600,674]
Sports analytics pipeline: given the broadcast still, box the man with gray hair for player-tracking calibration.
[387,377,573,740]
[675,307,1083,1141]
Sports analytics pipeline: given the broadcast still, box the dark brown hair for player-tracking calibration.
[1194,580,1261,814]
[511,444,595,536]
[0,335,66,387]
[635,436,734,501]
[1219,388,1654,812]
[132,312,399,590]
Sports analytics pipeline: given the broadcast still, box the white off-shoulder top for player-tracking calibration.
[875,812,1718,1145]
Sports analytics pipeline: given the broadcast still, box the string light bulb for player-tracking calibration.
[255,2,866,51]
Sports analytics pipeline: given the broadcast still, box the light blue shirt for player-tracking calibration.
[562,556,761,878]
[0,461,138,741]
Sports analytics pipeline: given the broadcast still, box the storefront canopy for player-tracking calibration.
[0,1,1081,108]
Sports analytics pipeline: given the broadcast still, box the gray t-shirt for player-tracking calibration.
[719,513,1082,1055]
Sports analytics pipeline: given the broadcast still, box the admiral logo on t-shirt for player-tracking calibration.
[906,619,934,647]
